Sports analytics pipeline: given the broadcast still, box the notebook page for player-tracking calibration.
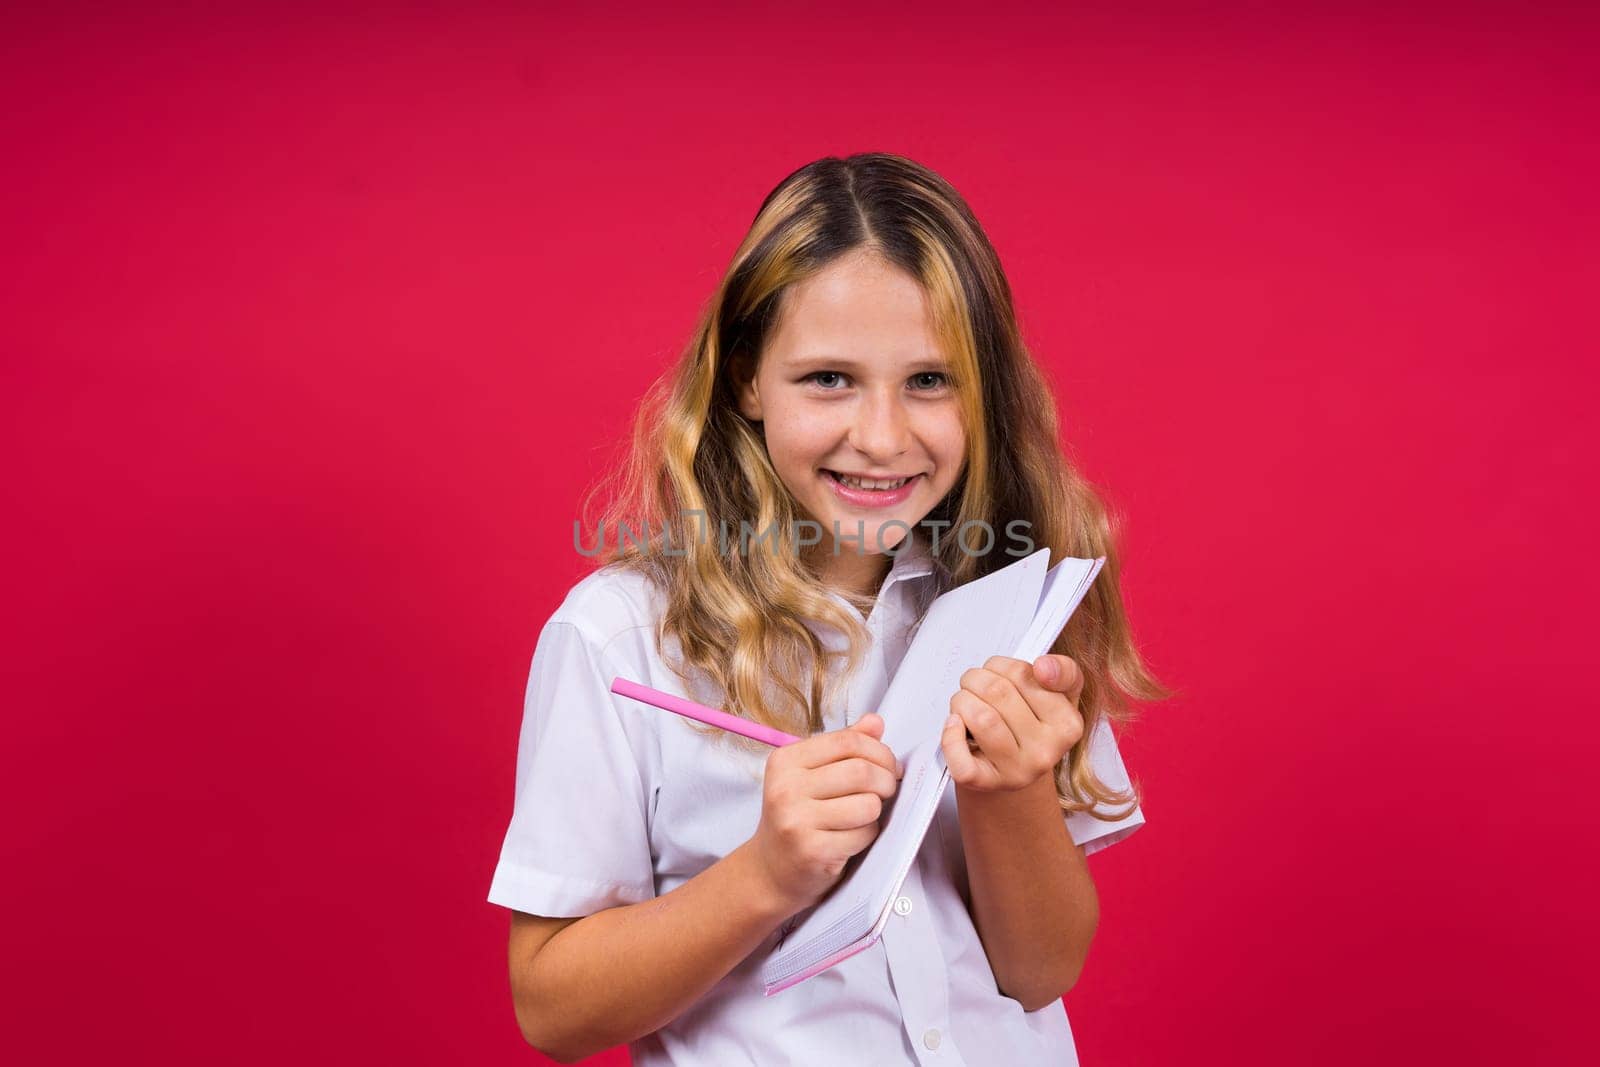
[877,547,1052,753]
[1015,555,1105,662]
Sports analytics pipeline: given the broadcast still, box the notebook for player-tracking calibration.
[760,547,1107,996]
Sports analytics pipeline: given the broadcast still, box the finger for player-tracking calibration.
[985,652,1078,703]
[988,655,1083,748]
[812,792,886,831]
[832,823,882,859]
[942,711,995,789]
[806,757,900,801]
[799,724,900,775]
[960,665,1044,755]
[849,711,885,737]
[1031,653,1085,702]
[951,687,1021,765]
[856,718,906,779]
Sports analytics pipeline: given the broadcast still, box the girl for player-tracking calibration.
[487,152,1170,1065]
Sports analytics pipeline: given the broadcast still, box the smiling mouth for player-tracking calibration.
[822,470,922,491]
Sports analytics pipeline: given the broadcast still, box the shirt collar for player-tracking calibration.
[882,528,951,591]
[812,531,949,618]
[808,532,946,643]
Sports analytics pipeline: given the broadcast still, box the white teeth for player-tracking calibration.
[831,471,912,491]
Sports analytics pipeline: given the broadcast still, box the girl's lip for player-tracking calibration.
[821,469,923,508]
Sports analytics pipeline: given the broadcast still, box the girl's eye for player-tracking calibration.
[802,370,949,391]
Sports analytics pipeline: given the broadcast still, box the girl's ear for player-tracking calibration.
[730,352,763,423]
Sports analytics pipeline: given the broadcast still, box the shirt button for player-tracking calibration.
[923,1028,941,1050]
[894,895,913,916]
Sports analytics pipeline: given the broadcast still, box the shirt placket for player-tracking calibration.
[880,850,964,1064]
[854,575,965,1066]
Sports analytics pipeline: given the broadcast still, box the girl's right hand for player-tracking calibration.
[748,712,903,916]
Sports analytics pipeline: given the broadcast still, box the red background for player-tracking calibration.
[4,4,1596,1063]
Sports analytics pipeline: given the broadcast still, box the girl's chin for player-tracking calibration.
[803,507,924,550]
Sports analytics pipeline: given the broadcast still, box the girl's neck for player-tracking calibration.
[805,543,894,600]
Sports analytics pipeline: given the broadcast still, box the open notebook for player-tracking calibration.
[760,547,1106,996]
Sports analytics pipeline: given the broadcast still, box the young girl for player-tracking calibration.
[487,152,1170,1065]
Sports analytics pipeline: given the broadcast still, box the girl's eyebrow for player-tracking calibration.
[787,353,950,373]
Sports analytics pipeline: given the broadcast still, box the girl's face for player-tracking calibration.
[734,249,968,595]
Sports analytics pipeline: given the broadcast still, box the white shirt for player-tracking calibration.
[488,535,1147,1065]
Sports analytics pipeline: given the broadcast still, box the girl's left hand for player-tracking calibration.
[941,654,1085,792]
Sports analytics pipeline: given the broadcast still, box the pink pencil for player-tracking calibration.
[609,676,803,747]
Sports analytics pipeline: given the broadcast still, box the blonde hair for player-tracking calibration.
[580,152,1171,822]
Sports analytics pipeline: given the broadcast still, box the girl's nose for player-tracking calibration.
[848,389,911,460]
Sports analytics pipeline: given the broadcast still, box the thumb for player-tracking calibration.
[849,712,885,736]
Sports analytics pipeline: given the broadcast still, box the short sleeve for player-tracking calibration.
[486,618,656,916]
[1064,715,1147,857]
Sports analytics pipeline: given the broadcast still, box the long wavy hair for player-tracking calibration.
[579,152,1171,822]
